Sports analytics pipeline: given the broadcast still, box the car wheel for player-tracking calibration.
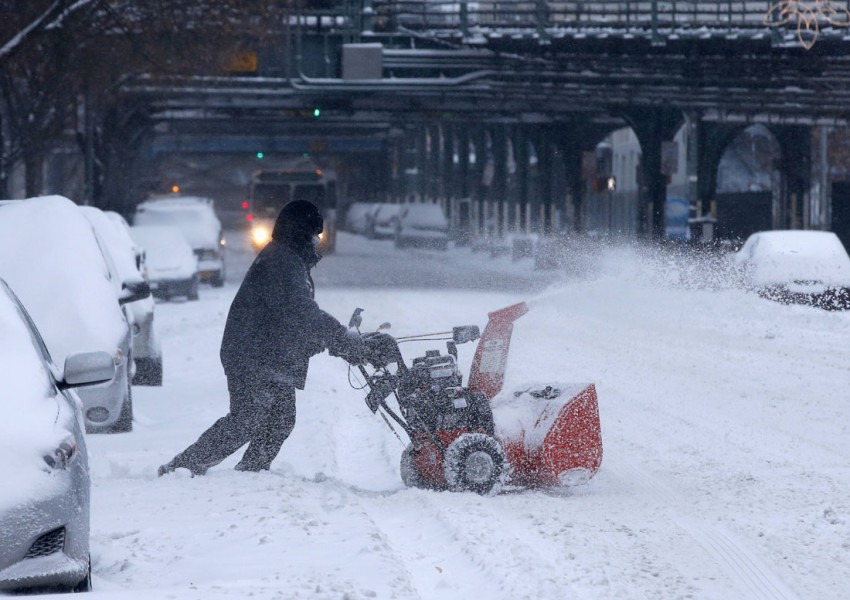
[72,557,92,592]
[133,357,163,386]
[111,382,133,433]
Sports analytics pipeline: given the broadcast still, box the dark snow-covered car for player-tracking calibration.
[732,230,850,310]
[133,196,225,286]
[394,203,450,250]
[0,196,139,433]
[0,279,114,594]
[129,225,200,301]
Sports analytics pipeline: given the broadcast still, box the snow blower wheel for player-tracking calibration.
[443,433,507,494]
[400,444,428,489]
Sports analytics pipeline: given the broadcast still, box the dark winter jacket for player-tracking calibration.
[219,231,347,389]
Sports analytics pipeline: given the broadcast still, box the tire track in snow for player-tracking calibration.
[409,494,581,599]
[605,454,801,600]
[677,518,800,600]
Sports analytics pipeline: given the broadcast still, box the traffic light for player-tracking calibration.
[256,152,264,159]
[313,108,321,118]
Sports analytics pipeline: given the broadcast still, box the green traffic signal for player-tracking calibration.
[256,152,264,159]
[313,108,321,118]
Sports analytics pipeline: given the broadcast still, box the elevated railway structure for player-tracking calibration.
[112,1,850,240]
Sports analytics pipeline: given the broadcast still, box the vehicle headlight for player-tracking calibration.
[252,225,271,247]
[43,439,78,470]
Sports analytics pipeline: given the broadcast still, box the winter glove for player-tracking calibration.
[329,329,368,365]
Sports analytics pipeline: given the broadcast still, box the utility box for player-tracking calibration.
[342,43,383,80]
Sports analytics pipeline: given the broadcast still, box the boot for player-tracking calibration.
[157,457,208,477]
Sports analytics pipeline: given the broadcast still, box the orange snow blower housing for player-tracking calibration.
[351,301,603,494]
[471,302,604,488]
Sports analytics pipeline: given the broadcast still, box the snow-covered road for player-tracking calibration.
[81,232,850,600]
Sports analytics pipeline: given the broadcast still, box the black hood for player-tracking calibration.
[271,200,323,267]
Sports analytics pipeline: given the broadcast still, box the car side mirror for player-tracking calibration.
[61,351,115,389]
[119,280,151,305]
[453,325,480,344]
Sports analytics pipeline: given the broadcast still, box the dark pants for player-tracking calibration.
[172,372,296,473]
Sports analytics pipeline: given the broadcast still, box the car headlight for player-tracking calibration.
[252,225,271,247]
[43,439,78,470]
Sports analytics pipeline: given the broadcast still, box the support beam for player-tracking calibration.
[773,125,812,230]
[623,107,684,238]
[492,124,508,236]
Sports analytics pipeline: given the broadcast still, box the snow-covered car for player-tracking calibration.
[0,279,114,593]
[84,208,163,386]
[394,203,450,250]
[368,204,402,239]
[344,202,381,234]
[0,196,138,433]
[129,225,199,301]
[133,196,225,286]
[732,230,850,310]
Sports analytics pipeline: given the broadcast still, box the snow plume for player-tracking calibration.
[527,238,741,311]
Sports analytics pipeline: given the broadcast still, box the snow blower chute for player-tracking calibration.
[348,302,603,494]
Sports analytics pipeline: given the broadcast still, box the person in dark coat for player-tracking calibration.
[158,200,363,476]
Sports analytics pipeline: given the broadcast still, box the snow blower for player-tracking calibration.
[347,302,603,494]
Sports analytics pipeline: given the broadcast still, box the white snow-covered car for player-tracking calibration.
[0,279,114,593]
[368,204,403,240]
[732,230,850,310]
[133,196,225,286]
[344,202,381,234]
[84,208,163,386]
[394,203,450,250]
[129,225,199,301]
[0,196,138,433]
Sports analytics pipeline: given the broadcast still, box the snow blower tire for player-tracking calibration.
[400,444,428,489]
[443,433,507,494]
